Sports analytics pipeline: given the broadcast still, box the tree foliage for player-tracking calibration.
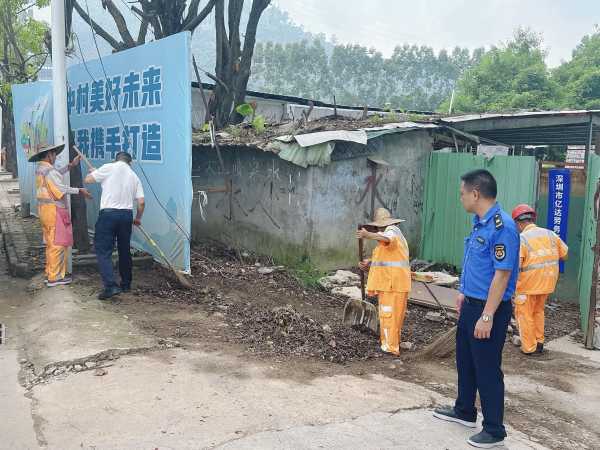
[0,0,50,175]
[554,29,600,109]
[444,29,559,113]
[251,39,483,111]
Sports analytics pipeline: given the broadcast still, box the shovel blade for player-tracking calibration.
[343,299,379,334]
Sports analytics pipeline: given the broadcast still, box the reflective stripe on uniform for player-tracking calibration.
[37,198,64,206]
[520,261,558,272]
[520,235,533,252]
[523,228,552,240]
[521,228,559,256]
[371,261,410,268]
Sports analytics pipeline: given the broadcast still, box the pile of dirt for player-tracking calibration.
[125,242,580,364]
[127,242,457,362]
[225,304,383,363]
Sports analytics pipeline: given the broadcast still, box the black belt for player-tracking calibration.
[100,208,133,213]
[465,296,486,306]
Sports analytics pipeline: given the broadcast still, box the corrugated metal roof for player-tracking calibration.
[191,81,437,116]
[443,110,600,123]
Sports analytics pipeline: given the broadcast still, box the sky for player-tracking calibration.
[36,0,600,67]
[273,0,600,67]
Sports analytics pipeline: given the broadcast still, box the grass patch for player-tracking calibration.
[282,258,327,289]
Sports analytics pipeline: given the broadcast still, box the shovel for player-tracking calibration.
[343,225,378,333]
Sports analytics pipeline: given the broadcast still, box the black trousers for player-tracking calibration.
[454,297,512,438]
[95,208,133,290]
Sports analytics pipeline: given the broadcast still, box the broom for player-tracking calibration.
[420,326,457,359]
[136,225,193,289]
[73,146,192,290]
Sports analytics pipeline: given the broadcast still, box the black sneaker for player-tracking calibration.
[521,349,540,357]
[536,343,544,354]
[433,405,477,428]
[121,285,131,293]
[467,431,505,448]
[98,286,122,300]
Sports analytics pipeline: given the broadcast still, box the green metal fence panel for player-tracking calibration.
[420,153,537,268]
[578,153,600,334]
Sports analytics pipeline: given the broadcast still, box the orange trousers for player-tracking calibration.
[515,294,548,354]
[39,204,67,282]
[377,291,408,355]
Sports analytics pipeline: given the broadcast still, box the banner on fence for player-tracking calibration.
[547,168,571,273]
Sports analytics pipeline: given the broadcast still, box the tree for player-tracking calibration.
[71,0,217,51]
[443,29,559,113]
[0,0,50,176]
[252,39,331,100]
[554,29,600,109]
[71,0,271,128]
[211,0,271,127]
[250,39,481,111]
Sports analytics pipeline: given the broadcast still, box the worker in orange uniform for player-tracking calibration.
[357,208,411,355]
[511,204,568,355]
[29,144,91,287]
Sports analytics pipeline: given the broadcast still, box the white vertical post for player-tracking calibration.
[51,0,69,168]
[51,0,72,268]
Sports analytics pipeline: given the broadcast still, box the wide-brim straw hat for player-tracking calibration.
[28,143,65,163]
[366,208,405,227]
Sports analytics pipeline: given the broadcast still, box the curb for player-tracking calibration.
[0,211,30,278]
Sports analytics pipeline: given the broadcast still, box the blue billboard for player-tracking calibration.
[12,32,192,273]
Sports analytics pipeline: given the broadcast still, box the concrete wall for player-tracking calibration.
[191,130,433,269]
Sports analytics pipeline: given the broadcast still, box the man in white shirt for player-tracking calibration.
[84,151,145,300]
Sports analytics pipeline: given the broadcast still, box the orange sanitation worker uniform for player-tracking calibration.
[366,225,411,355]
[515,224,568,353]
[36,162,78,282]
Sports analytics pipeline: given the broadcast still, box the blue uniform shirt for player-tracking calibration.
[459,203,520,301]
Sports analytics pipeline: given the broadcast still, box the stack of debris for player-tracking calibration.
[318,270,362,301]
[318,266,460,316]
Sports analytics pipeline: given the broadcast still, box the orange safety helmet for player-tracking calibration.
[512,204,537,221]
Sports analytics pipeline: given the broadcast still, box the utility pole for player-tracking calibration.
[51,0,69,168]
[51,0,72,268]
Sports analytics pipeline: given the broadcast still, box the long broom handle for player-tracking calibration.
[73,145,96,172]
[358,224,366,301]
[137,224,179,274]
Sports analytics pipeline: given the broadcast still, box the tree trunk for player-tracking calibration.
[211,0,270,129]
[2,105,17,177]
[68,122,90,252]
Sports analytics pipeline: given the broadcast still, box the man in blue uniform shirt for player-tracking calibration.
[433,169,520,449]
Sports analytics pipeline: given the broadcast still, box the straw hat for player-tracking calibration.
[366,208,405,227]
[28,143,65,163]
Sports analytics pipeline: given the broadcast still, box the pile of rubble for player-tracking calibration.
[226,304,382,363]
